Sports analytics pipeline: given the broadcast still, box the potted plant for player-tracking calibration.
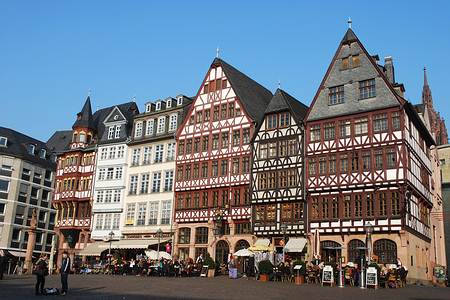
[293,260,306,285]
[258,260,273,282]
[204,253,216,278]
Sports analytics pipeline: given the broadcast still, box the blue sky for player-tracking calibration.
[1,0,449,141]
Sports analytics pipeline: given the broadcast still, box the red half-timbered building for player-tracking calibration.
[305,28,435,282]
[52,97,137,265]
[173,58,272,263]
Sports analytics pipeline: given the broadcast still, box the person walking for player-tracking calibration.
[60,252,71,296]
[34,254,48,295]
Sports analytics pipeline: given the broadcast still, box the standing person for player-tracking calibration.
[34,254,48,295]
[60,252,71,296]
[0,250,5,280]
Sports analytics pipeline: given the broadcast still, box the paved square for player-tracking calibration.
[0,275,449,300]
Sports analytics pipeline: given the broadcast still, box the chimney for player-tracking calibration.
[384,56,395,84]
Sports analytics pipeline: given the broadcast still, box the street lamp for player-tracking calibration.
[107,230,115,272]
[365,221,373,265]
[280,224,288,262]
[156,228,163,261]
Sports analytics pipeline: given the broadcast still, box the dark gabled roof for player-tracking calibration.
[73,96,95,130]
[0,127,56,169]
[213,58,273,125]
[341,28,358,44]
[46,130,72,153]
[405,101,435,146]
[265,89,308,123]
[414,103,425,114]
[93,101,138,144]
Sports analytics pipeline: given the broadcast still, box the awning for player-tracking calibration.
[78,243,107,256]
[284,238,307,253]
[7,250,27,258]
[109,238,167,250]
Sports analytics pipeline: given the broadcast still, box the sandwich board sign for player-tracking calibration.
[322,265,334,286]
[366,267,378,288]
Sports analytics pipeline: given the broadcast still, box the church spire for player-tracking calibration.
[422,66,433,108]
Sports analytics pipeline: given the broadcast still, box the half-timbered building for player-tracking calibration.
[174,58,272,263]
[51,97,137,264]
[251,89,308,255]
[305,28,436,282]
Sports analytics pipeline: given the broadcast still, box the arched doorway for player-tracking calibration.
[374,239,397,264]
[347,239,365,264]
[235,239,250,252]
[320,241,341,264]
[215,240,229,265]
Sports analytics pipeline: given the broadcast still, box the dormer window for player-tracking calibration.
[27,144,36,155]
[177,97,183,106]
[115,125,121,138]
[166,100,172,108]
[39,149,47,159]
[146,104,152,113]
[156,102,161,111]
[108,126,115,140]
[0,136,7,147]
[79,133,86,143]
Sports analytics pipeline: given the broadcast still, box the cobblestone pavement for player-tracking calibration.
[0,274,449,300]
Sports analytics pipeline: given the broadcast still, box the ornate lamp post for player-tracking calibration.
[156,228,163,261]
[107,230,115,271]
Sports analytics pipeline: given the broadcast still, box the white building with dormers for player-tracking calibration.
[90,102,139,241]
[122,95,191,246]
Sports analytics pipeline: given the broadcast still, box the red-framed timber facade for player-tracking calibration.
[305,28,436,283]
[173,58,272,263]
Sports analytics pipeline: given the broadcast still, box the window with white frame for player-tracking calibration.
[167,143,175,161]
[39,149,46,159]
[129,175,138,194]
[166,99,172,108]
[137,202,147,225]
[154,145,164,163]
[104,190,113,203]
[145,119,154,136]
[117,146,125,158]
[115,167,123,179]
[108,146,116,159]
[164,170,174,192]
[27,144,35,155]
[104,213,112,229]
[161,200,171,224]
[177,97,183,106]
[152,172,161,192]
[157,116,166,134]
[126,203,135,225]
[112,214,120,229]
[0,136,7,147]
[143,146,151,164]
[98,168,106,180]
[95,214,104,230]
[113,190,121,202]
[135,122,143,137]
[156,102,161,111]
[148,202,159,225]
[96,191,104,203]
[100,148,108,160]
[106,168,114,180]
[141,173,149,193]
[115,125,121,138]
[169,114,178,132]
[108,126,115,140]
[132,148,140,166]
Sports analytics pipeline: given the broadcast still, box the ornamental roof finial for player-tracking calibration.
[348,17,352,29]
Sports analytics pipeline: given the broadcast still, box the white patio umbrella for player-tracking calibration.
[145,250,172,260]
[234,248,254,257]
